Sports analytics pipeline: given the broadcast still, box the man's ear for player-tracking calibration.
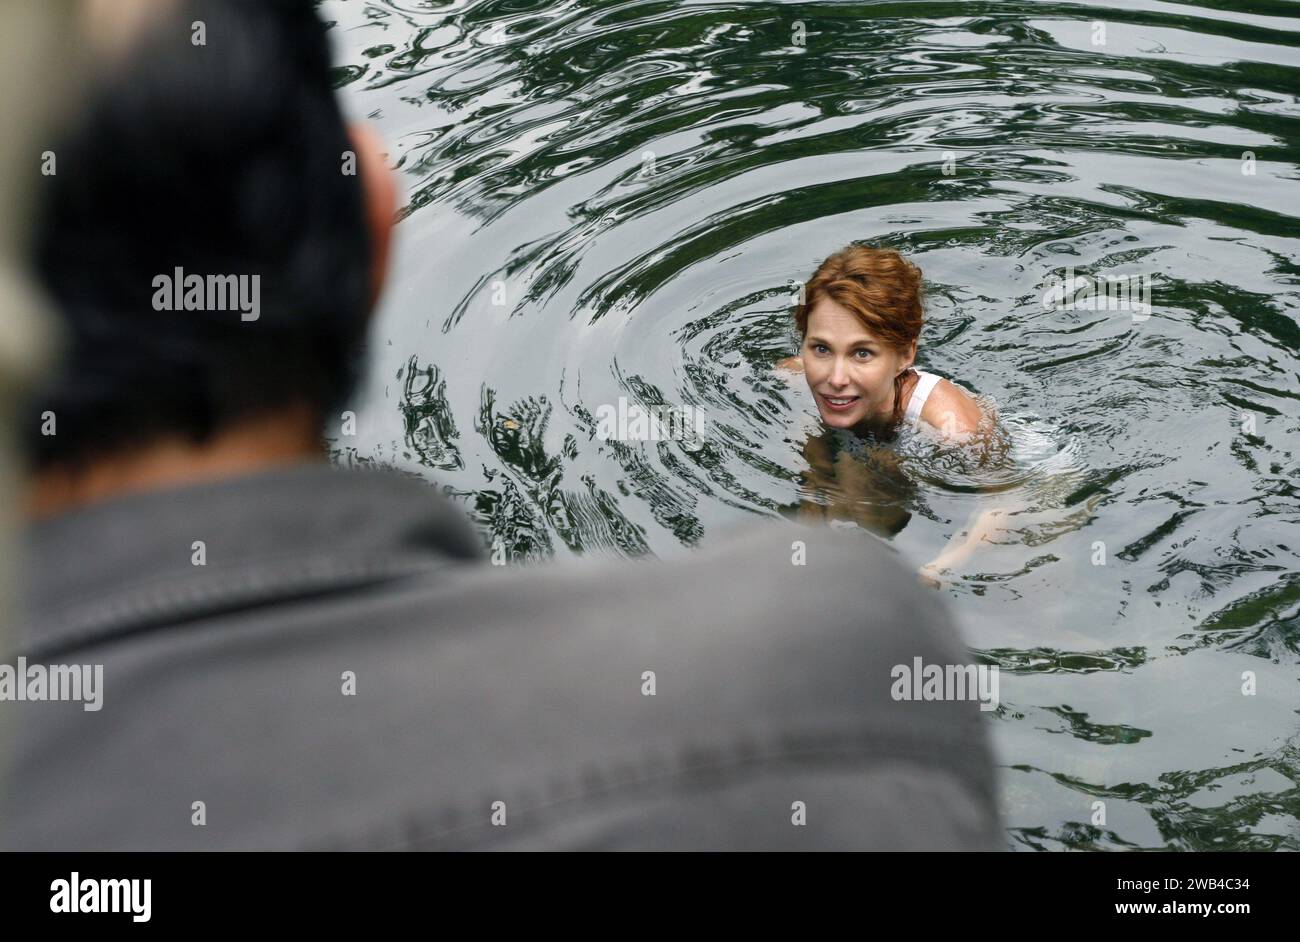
[348,123,397,312]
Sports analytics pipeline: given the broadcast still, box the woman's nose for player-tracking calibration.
[828,359,850,387]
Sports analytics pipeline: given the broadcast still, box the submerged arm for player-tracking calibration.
[916,395,1022,586]
[919,504,1021,587]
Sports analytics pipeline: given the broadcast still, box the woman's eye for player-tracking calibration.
[855,349,872,359]
[813,344,830,355]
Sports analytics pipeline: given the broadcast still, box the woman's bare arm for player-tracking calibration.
[916,393,1022,585]
[919,506,1018,586]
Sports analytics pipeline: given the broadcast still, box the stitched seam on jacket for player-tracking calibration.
[18,554,448,661]
[311,730,998,851]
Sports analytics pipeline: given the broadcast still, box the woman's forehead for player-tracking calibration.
[807,298,880,342]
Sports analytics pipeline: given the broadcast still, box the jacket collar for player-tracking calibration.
[16,462,483,660]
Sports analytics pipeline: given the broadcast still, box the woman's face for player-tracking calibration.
[802,298,915,429]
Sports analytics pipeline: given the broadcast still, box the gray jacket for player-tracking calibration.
[1,463,1002,850]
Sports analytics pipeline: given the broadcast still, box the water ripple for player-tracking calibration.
[325,0,1300,850]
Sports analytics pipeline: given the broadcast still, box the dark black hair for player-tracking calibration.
[25,0,371,470]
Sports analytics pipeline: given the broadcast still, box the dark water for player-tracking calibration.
[322,0,1300,850]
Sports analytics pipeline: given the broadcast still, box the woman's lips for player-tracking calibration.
[818,393,861,413]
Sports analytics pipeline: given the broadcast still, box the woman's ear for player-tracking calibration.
[899,341,918,375]
[347,123,398,313]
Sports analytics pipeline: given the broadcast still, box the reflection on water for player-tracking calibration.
[324,0,1300,849]
[792,425,918,537]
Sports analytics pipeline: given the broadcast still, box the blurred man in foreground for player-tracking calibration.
[0,0,80,785]
[2,0,1001,850]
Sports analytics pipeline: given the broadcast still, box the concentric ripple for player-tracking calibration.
[323,0,1300,850]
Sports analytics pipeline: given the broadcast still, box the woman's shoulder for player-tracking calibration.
[774,356,804,374]
[917,373,983,437]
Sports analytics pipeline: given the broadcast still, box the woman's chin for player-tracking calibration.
[818,406,864,428]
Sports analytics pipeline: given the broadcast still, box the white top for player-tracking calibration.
[902,369,943,431]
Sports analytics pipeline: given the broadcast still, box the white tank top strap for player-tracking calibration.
[902,369,942,430]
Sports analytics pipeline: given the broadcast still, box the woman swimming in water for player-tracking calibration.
[777,244,984,441]
[779,245,1008,583]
